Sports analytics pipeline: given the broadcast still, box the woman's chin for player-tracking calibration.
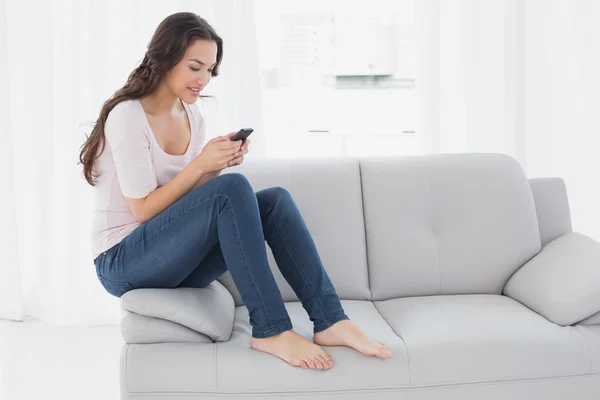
[180,95,198,104]
[184,87,201,101]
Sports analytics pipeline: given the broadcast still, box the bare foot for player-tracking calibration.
[251,330,334,370]
[313,320,393,359]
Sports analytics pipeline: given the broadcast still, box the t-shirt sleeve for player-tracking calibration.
[104,102,158,199]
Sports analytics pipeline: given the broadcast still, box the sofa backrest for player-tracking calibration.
[220,153,543,305]
[362,153,542,300]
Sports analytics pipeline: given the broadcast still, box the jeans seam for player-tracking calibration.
[223,194,273,329]
[253,321,293,338]
[268,207,329,323]
[261,198,277,219]
[313,313,349,333]
[96,272,134,289]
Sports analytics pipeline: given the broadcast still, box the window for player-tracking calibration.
[254,0,418,158]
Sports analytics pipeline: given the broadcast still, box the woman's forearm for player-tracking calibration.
[132,163,205,223]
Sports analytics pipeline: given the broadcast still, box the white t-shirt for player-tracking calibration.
[90,99,206,260]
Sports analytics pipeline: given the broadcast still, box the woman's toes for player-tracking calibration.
[312,357,324,369]
[305,358,316,369]
[317,355,329,369]
[379,346,393,358]
[300,360,308,368]
[323,355,334,368]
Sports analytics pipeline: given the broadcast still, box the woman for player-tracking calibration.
[79,12,392,370]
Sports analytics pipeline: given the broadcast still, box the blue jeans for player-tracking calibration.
[93,173,349,338]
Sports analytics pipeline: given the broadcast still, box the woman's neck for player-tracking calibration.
[140,82,183,116]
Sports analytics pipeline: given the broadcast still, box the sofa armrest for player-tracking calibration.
[529,177,572,246]
[120,280,235,342]
[504,232,600,326]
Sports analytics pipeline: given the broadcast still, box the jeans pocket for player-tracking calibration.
[97,274,134,298]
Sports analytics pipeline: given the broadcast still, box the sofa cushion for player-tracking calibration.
[121,310,212,344]
[375,294,590,387]
[216,300,409,394]
[120,282,235,342]
[220,158,371,304]
[361,153,541,300]
[122,342,218,394]
[504,232,600,326]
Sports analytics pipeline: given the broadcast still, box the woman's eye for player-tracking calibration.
[190,67,200,72]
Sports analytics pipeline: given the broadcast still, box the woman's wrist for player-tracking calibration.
[188,158,207,180]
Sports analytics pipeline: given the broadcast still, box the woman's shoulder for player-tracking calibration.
[105,99,145,130]
[107,99,141,120]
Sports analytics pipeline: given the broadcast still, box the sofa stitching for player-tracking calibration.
[126,371,600,396]
[424,155,442,294]
[121,311,132,327]
[123,328,212,343]
[122,310,216,342]
[574,325,594,392]
[373,301,411,386]
[124,344,130,393]
[215,342,219,392]
[123,296,190,326]
[358,159,373,301]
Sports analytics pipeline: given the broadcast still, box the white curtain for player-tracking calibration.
[0,0,263,325]
[415,0,600,242]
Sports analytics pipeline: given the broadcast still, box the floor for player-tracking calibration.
[0,319,123,400]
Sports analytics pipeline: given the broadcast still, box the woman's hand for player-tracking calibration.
[224,131,250,167]
[193,135,243,173]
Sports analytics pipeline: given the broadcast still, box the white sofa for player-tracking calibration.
[118,153,600,399]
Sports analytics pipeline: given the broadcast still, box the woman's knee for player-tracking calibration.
[211,173,254,196]
[217,172,251,188]
[256,186,292,210]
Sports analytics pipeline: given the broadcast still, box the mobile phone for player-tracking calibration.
[231,128,253,142]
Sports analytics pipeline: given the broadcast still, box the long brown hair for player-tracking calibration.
[78,12,223,186]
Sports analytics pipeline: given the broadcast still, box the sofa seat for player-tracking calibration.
[120,294,598,399]
[121,300,410,398]
[375,294,591,386]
